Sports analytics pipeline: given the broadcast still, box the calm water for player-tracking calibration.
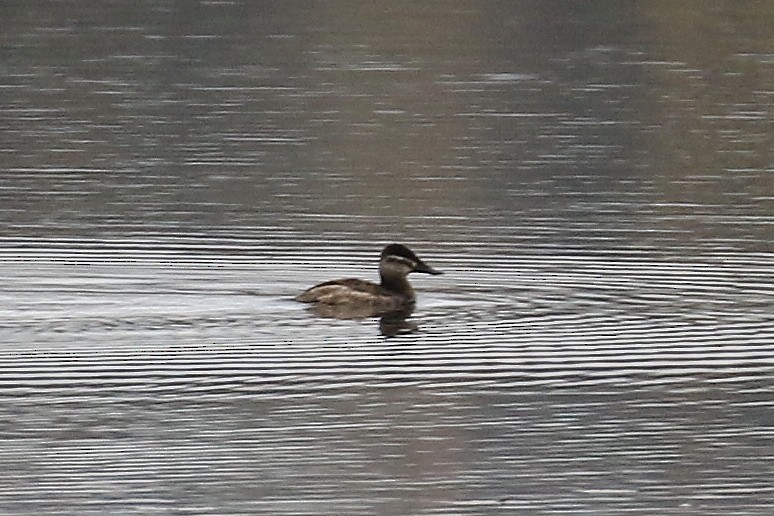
[1,1,773,514]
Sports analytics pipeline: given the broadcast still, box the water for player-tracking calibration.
[1,1,773,514]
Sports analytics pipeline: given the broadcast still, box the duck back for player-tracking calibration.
[295,278,406,309]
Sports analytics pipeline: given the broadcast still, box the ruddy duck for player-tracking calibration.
[295,243,442,316]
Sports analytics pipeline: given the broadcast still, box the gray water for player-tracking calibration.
[1,1,773,514]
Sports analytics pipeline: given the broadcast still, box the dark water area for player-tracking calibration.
[1,1,773,514]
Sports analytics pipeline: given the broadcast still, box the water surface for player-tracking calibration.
[1,1,773,514]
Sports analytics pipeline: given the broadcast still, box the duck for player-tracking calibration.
[295,243,442,316]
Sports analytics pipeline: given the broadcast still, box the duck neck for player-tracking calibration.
[380,272,415,301]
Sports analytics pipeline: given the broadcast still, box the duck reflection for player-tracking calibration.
[309,302,418,336]
[378,307,419,337]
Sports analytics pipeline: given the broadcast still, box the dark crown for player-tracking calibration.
[381,244,418,262]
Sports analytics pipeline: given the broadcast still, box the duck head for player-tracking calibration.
[379,243,443,282]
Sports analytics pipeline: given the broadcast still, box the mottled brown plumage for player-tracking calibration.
[295,244,442,317]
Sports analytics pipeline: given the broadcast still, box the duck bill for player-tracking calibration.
[414,261,443,275]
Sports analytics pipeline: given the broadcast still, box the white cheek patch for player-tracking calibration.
[387,255,416,268]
